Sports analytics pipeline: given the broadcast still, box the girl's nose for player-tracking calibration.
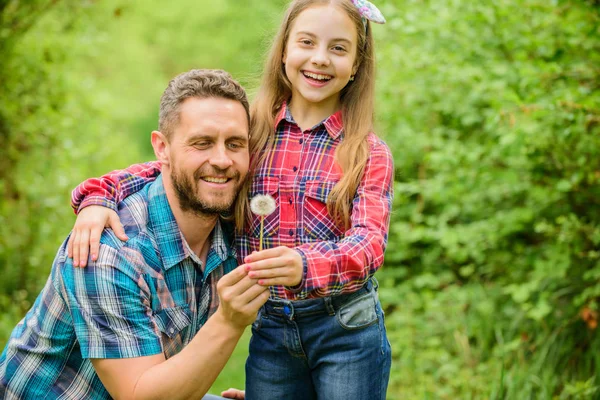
[311,47,330,67]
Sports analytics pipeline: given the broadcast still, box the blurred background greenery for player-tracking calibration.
[0,0,599,398]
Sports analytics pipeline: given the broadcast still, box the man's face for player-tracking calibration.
[167,97,249,217]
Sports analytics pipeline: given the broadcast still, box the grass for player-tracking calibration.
[208,328,251,396]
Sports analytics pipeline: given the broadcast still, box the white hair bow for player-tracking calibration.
[351,0,386,24]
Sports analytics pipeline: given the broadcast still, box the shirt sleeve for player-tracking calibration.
[71,161,162,214]
[293,138,394,298]
[56,243,163,359]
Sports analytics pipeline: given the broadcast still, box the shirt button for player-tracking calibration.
[289,229,294,236]
[169,327,175,334]
[293,166,298,172]
[288,198,293,204]
[299,139,303,144]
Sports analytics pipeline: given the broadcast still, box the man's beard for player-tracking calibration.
[171,166,241,217]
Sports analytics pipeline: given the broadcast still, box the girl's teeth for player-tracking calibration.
[304,72,331,81]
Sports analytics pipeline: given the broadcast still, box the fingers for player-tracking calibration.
[69,206,124,267]
[246,288,270,310]
[89,229,101,263]
[233,280,269,306]
[243,246,285,263]
[217,264,251,289]
[243,247,303,286]
[71,230,80,267]
[108,213,129,241]
[67,232,74,259]
[221,388,245,399]
[220,274,264,306]
[248,267,295,285]
[244,246,300,271]
[216,268,270,329]
[78,230,90,268]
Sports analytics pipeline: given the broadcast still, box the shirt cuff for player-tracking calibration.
[82,340,163,359]
[78,196,119,214]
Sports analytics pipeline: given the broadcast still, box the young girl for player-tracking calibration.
[69,1,393,398]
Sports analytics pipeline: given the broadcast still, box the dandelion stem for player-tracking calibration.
[259,216,264,251]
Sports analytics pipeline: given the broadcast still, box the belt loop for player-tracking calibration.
[282,302,295,320]
[370,277,378,292]
[324,297,335,316]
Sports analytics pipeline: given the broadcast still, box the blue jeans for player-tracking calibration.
[245,279,391,400]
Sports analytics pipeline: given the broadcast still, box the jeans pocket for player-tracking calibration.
[336,291,378,330]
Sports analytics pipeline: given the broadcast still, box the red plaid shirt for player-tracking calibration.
[72,103,394,300]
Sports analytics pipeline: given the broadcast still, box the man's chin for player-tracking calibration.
[188,195,236,215]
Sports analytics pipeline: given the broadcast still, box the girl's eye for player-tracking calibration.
[332,45,346,52]
[300,39,313,46]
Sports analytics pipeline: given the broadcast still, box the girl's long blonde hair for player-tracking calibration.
[235,0,376,233]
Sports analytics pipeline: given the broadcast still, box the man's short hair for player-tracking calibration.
[158,69,250,140]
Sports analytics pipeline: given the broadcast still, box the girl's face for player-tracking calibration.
[283,4,358,115]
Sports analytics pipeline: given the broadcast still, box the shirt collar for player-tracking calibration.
[274,101,345,140]
[147,175,235,271]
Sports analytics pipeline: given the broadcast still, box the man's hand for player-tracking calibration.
[243,246,303,287]
[214,264,271,330]
[221,388,245,399]
[67,206,128,267]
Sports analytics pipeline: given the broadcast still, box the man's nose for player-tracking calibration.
[209,145,233,169]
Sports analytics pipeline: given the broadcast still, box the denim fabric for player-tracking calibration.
[245,280,391,400]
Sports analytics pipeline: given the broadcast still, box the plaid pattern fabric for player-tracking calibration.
[72,161,162,213]
[69,103,393,300]
[1,175,237,399]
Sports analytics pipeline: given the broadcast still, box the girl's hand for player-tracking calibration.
[67,206,128,267]
[221,388,245,399]
[244,246,303,287]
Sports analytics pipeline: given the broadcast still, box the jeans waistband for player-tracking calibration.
[262,278,378,320]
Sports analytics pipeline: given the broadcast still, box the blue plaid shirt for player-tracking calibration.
[0,175,237,399]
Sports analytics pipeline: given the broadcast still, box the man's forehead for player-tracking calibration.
[175,97,249,137]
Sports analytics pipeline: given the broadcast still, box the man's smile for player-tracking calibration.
[201,176,230,184]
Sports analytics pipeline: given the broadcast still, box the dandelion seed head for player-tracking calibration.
[250,194,276,216]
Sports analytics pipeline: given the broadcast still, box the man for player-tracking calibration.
[0,69,267,399]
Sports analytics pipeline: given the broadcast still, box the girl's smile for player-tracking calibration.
[302,70,333,86]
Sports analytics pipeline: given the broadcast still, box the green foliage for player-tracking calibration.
[0,0,143,313]
[376,0,599,397]
[1,0,598,398]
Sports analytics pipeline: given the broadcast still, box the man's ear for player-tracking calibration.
[151,131,170,167]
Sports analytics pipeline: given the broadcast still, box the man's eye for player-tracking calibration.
[228,142,244,149]
[194,142,210,148]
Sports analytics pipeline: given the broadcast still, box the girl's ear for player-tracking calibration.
[151,131,171,167]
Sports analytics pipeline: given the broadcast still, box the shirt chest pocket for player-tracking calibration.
[248,176,280,238]
[154,305,192,358]
[303,180,345,240]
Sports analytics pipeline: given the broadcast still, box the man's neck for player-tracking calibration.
[162,175,217,258]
